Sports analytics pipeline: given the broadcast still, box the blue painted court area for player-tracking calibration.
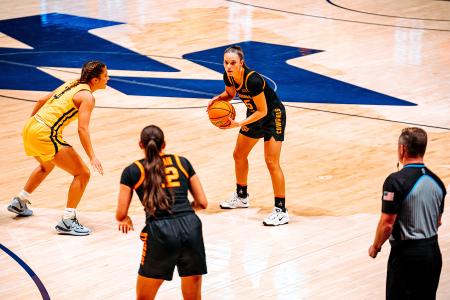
[0,13,415,106]
[0,243,50,299]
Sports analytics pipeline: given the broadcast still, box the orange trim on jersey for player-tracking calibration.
[133,160,145,190]
[227,73,235,87]
[235,68,246,91]
[174,155,189,179]
[244,71,255,91]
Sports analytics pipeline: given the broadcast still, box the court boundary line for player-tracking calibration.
[284,104,450,131]
[0,243,51,300]
[1,54,448,130]
[225,0,450,32]
[326,0,450,21]
[1,94,448,130]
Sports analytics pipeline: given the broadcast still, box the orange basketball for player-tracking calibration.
[208,100,236,128]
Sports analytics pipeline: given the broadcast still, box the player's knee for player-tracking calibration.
[39,164,54,174]
[233,150,247,161]
[265,157,279,171]
[78,166,91,182]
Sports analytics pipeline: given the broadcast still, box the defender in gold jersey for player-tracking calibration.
[7,61,109,236]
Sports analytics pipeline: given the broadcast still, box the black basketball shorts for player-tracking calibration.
[138,213,207,280]
[239,104,286,141]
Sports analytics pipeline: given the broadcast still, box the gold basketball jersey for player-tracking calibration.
[35,80,91,132]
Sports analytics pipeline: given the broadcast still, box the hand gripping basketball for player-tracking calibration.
[207,100,236,128]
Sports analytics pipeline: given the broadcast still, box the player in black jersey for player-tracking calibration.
[116,125,208,300]
[210,45,289,226]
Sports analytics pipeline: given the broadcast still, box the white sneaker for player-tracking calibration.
[7,197,33,216]
[220,192,249,209]
[55,216,91,236]
[263,207,289,226]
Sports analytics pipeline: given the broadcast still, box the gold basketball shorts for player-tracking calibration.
[22,117,70,161]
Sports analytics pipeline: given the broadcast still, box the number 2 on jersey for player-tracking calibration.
[163,166,180,188]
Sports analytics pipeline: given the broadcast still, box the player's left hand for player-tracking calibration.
[90,156,104,175]
[118,216,134,234]
[220,117,240,129]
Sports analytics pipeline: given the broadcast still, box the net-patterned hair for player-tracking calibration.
[79,61,106,84]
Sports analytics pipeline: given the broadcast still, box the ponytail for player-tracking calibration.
[140,125,173,216]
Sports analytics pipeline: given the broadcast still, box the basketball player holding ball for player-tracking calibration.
[209,45,288,226]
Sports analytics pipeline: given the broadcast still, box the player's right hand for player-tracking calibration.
[207,96,220,111]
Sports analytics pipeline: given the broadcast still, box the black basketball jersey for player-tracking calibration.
[120,154,196,221]
[223,66,282,114]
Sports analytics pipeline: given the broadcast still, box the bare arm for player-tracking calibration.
[239,91,267,126]
[438,214,442,227]
[189,174,208,210]
[30,92,53,116]
[224,91,267,129]
[214,85,236,101]
[74,90,103,175]
[369,213,397,258]
[116,184,134,233]
[208,85,236,110]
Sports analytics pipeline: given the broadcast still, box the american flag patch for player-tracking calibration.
[383,191,394,201]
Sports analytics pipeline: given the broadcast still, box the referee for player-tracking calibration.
[369,127,446,300]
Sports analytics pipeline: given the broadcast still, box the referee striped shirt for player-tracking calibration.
[381,164,446,241]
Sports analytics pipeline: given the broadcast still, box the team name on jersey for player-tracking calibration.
[163,156,173,166]
[237,93,252,100]
[52,81,79,100]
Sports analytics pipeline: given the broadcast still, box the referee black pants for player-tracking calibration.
[387,236,442,300]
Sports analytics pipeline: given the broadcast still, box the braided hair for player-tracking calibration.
[79,61,106,84]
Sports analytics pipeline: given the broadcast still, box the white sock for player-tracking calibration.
[63,208,76,220]
[18,190,31,201]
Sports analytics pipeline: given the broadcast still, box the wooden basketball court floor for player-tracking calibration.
[0,1,449,299]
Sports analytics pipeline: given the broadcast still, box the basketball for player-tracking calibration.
[207,100,236,128]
